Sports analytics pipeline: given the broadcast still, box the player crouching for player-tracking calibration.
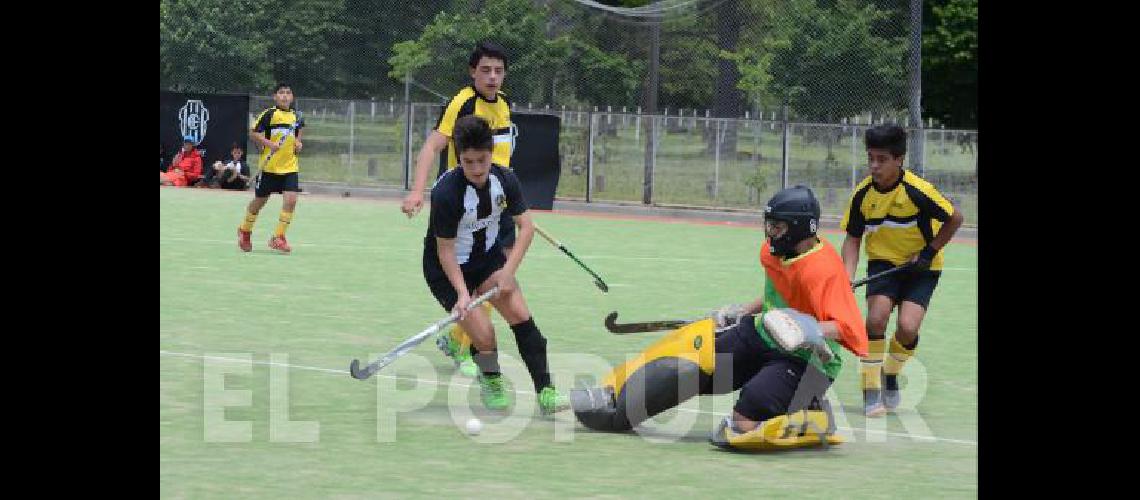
[571,186,868,450]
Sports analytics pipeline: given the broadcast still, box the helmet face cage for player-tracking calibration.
[764,186,821,257]
[763,218,788,239]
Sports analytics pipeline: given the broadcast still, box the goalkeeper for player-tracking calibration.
[572,186,868,450]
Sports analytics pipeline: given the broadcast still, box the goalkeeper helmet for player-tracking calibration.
[764,186,821,258]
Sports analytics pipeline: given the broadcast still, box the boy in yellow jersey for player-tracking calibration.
[840,125,965,417]
[238,83,305,253]
[401,41,516,377]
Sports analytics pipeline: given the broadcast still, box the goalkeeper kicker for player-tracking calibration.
[570,186,869,451]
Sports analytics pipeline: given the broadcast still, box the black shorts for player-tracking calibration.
[254,172,300,198]
[710,316,833,422]
[424,250,507,311]
[865,259,942,309]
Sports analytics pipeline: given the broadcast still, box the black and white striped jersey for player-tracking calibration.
[423,165,528,278]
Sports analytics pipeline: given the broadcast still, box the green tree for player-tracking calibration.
[389,0,641,106]
[922,0,977,127]
[160,0,272,93]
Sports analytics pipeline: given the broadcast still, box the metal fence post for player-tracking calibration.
[850,122,858,190]
[403,75,413,190]
[714,119,722,200]
[348,101,355,184]
[781,104,790,189]
[586,111,595,203]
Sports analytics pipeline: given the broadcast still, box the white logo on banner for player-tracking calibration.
[179,100,210,144]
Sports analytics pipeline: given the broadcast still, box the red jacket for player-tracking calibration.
[170,149,203,183]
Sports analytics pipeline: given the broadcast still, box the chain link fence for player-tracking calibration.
[243,96,977,225]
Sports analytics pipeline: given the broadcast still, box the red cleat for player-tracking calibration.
[238,229,252,252]
[268,235,291,253]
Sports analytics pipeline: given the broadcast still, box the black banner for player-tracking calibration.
[435,110,562,210]
[509,113,561,210]
[160,91,251,165]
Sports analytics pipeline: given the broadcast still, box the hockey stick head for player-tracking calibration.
[595,278,609,293]
[349,359,370,380]
[603,311,692,334]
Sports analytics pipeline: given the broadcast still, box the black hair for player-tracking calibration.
[864,125,907,157]
[453,115,494,154]
[468,41,508,70]
[273,83,292,93]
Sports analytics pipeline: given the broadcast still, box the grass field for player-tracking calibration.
[160,187,978,498]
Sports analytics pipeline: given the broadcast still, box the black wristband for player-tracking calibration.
[919,245,938,261]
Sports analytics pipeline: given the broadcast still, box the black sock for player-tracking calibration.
[884,373,900,390]
[510,317,552,391]
[901,336,919,350]
[469,345,500,377]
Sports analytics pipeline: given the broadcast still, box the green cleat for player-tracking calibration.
[479,374,511,410]
[457,356,479,378]
[435,331,478,377]
[537,386,570,415]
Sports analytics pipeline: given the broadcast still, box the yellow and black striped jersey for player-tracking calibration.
[252,106,304,174]
[435,86,514,169]
[840,169,956,270]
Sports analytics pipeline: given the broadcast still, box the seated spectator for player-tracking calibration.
[205,144,251,190]
[160,143,168,172]
[160,136,204,187]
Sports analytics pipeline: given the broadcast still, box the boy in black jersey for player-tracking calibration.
[423,115,569,414]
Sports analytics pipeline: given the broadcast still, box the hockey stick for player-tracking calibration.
[533,224,609,293]
[851,262,916,289]
[349,286,499,380]
[603,311,703,334]
[605,263,919,335]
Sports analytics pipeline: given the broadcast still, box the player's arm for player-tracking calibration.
[250,110,278,151]
[841,236,862,281]
[404,94,467,217]
[429,185,469,315]
[839,189,866,280]
[815,273,869,356]
[435,237,473,318]
[493,168,532,294]
[502,211,534,278]
[924,208,964,256]
[293,115,305,152]
[908,184,965,268]
[410,131,450,194]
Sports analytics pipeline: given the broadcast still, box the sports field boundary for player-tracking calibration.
[167,183,977,240]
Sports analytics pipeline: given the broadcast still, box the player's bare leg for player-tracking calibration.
[440,245,515,377]
[479,269,568,414]
[862,295,896,417]
[269,192,297,253]
[455,303,509,410]
[883,301,926,410]
[238,196,270,252]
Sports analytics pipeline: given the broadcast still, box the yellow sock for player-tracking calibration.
[450,324,473,354]
[274,211,293,237]
[449,302,493,354]
[883,337,916,377]
[861,338,886,390]
[239,212,258,232]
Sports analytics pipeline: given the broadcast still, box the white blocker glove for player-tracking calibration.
[760,308,834,363]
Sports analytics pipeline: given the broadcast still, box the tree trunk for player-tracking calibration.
[708,0,743,155]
